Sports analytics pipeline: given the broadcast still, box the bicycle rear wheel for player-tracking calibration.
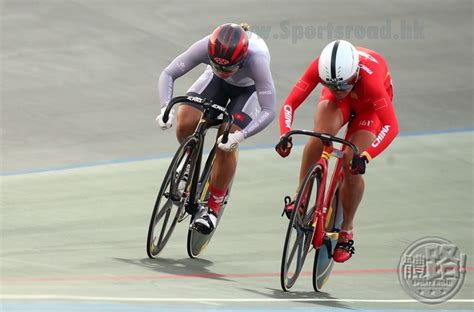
[312,183,344,291]
[280,164,321,291]
[187,147,235,258]
[146,137,196,258]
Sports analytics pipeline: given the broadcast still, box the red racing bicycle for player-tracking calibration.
[277,129,360,292]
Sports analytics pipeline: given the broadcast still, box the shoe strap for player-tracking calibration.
[335,240,355,254]
[201,213,215,231]
[339,229,353,240]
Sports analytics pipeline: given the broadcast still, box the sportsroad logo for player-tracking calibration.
[398,237,467,304]
[250,19,425,44]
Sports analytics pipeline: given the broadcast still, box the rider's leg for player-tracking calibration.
[193,123,240,234]
[339,130,376,233]
[207,123,242,214]
[180,68,228,144]
[298,100,345,188]
[175,104,202,144]
[177,74,227,206]
[332,130,374,263]
[206,86,256,216]
[333,111,381,262]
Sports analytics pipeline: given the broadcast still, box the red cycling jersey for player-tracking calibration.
[279,47,399,160]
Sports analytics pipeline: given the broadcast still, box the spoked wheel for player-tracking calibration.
[146,137,196,258]
[280,164,321,291]
[312,183,344,292]
[186,148,235,259]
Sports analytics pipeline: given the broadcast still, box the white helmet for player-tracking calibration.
[318,40,359,90]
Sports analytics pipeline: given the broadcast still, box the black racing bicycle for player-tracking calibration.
[146,95,235,259]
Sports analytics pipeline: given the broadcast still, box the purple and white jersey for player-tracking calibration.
[158,31,276,138]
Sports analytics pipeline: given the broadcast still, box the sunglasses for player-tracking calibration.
[322,68,359,91]
[210,60,240,73]
[322,81,355,91]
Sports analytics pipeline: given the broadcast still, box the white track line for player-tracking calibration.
[1,295,473,303]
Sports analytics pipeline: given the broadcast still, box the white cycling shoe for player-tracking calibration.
[193,206,217,235]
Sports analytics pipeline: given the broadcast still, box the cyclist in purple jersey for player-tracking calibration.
[156,23,277,234]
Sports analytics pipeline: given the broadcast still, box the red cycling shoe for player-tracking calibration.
[333,231,355,263]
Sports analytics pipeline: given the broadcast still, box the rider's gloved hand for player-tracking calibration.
[275,135,293,158]
[156,106,175,130]
[350,154,368,175]
[217,131,245,152]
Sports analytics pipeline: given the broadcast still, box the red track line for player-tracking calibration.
[3,266,473,283]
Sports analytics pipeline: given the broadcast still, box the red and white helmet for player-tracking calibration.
[208,23,249,74]
[318,40,359,90]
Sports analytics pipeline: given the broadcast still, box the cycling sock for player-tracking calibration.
[207,185,227,215]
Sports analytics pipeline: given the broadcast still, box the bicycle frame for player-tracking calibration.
[311,132,348,250]
[163,95,235,215]
[184,117,219,215]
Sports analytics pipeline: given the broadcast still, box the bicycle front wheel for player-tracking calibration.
[146,137,196,258]
[280,163,321,291]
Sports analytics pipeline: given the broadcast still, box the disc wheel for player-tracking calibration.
[186,148,236,258]
[312,183,344,291]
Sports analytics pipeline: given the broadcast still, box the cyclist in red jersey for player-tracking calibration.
[276,40,399,263]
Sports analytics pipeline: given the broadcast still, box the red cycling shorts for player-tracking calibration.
[319,85,393,137]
